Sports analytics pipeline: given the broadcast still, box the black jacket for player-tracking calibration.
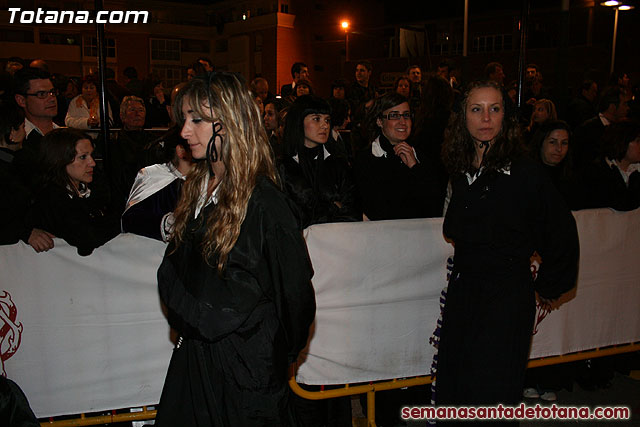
[354,136,443,220]
[279,147,360,227]
[27,182,120,256]
[583,159,640,211]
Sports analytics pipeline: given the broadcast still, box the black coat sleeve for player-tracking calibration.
[531,163,580,300]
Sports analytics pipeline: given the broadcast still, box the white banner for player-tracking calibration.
[0,208,638,416]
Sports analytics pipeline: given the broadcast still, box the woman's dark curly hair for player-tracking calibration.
[39,128,93,192]
[442,80,523,174]
[282,94,330,157]
[364,92,411,143]
[529,120,574,177]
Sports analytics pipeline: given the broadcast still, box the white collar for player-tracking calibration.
[606,158,640,186]
[293,145,331,163]
[598,113,611,127]
[194,177,221,218]
[24,118,58,137]
[371,136,420,163]
[371,136,387,158]
[465,164,511,185]
[331,128,340,141]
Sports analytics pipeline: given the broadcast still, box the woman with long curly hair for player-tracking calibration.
[436,81,579,414]
[155,72,316,426]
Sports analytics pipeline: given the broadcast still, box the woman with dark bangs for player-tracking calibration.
[436,81,579,416]
[280,94,359,227]
[154,72,315,426]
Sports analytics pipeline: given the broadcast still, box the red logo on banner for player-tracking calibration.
[0,291,23,377]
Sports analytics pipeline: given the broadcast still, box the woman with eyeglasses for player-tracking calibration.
[354,92,441,220]
[154,72,315,426]
[435,81,579,414]
[65,74,113,129]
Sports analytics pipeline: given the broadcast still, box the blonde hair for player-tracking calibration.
[527,98,557,131]
[171,73,279,271]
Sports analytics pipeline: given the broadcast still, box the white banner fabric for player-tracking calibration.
[0,208,638,416]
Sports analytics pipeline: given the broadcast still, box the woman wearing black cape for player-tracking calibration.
[155,72,316,426]
[436,81,579,423]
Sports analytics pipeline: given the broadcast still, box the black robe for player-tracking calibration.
[26,180,121,256]
[279,148,360,228]
[354,136,443,220]
[436,157,579,413]
[155,176,316,427]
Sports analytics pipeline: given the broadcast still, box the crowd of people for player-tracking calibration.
[1,53,639,426]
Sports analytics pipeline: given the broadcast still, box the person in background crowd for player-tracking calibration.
[280,94,356,427]
[484,61,505,86]
[186,61,208,81]
[12,67,60,189]
[109,95,159,213]
[123,66,144,98]
[524,99,558,145]
[65,74,113,130]
[250,76,275,105]
[13,67,58,148]
[293,79,312,98]
[347,60,377,111]
[280,95,359,228]
[264,98,288,162]
[29,59,48,72]
[436,80,579,419]
[330,78,348,100]
[573,85,630,170]
[394,75,411,99]
[583,120,640,211]
[145,80,171,128]
[281,62,309,98]
[0,100,55,252]
[566,78,598,130]
[529,120,583,210]
[104,67,131,127]
[121,132,193,241]
[26,128,120,256]
[154,71,315,426]
[5,57,25,76]
[196,57,214,72]
[410,74,455,215]
[354,92,441,221]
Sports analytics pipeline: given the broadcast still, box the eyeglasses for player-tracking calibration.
[24,89,59,99]
[380,111,412,121]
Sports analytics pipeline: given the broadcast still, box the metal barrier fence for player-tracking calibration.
[39,341,639,427]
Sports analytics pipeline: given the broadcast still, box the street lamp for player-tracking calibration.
[341,20,350,62]
[601,1,634,75]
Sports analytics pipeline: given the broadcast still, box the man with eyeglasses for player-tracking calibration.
[354,92,441,222]
[13,67,59,152]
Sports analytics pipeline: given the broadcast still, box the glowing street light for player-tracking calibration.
[341,20,350,61]
[601,1,634,74]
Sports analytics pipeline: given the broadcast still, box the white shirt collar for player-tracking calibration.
[465,163,511,185]
[598,113,611,127]
[194,178,221,218]
[371,136,420,163]
[24,118,59,137]
[371,136,387,158]
[606,158,640,186]
[292,145,331,163]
